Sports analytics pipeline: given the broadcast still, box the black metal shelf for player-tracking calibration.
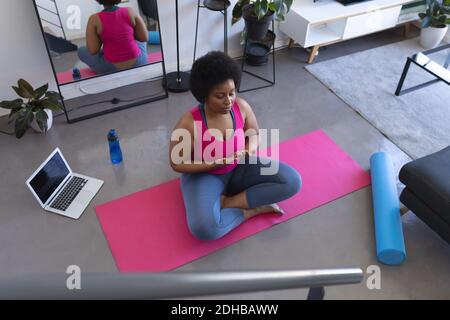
[193,0,230,63]
[238,21,276,93]
[36,0,66,39]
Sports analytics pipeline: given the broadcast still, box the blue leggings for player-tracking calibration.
[181,156,301,241]
[77,41,148,74]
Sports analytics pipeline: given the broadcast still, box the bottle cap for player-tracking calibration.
[72,67,81,79]
[108,129,118,140]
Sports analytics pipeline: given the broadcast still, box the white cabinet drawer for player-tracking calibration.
[342,6,401,40]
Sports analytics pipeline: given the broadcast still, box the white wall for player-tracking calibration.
[0,0,58,117]
[0,0,289,115]
[36,0,140,41]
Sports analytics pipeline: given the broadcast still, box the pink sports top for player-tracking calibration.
[97,7,140,63]
[191,101,246,174]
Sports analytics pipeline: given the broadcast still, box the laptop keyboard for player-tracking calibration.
[50,176,88,211]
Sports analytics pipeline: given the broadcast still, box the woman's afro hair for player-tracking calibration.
[189,51,242,103]
[96,0,121,6]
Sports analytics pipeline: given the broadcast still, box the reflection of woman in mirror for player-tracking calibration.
[78,0,149,74]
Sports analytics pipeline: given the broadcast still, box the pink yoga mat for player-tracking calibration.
[96,130,370,272]
[56,52,163,85]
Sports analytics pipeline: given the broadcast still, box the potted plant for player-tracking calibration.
[419,0,450,49]
[0,79,63,139]
[232,0,294,41]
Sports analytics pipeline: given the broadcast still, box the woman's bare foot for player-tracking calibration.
[243,204,284,220]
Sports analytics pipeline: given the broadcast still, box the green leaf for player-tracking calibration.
[17,79,35,99]
[12,86,29,99]
[277,3,287,21]
[421,16,431,27]
[34,83,49,99]
[232,0,250,25]
[255,0,269,20]
[35,109,49,132]
[271,0,281,12]
[14,109,33,139]
[437,15,447,23]
[283,0,293,12]
[8,108,22,124]
[268,2,277,12]
[41,98,63,111]
[0,99,23,110]
[45,91,62,101]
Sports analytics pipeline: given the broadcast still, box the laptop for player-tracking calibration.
[26,148,104,219]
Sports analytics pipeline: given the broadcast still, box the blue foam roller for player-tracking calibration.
[370,152,406,265]
[148,31,160,45]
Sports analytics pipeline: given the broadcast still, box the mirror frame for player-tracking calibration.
[32,0,168,123]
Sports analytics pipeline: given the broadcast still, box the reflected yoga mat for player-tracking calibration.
[96,130,371,272]
[56,52,163,84]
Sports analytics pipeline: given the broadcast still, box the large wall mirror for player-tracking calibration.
[33,0,167,123]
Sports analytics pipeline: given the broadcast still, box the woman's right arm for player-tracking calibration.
[169,113,228,173]
[86,15,102,55]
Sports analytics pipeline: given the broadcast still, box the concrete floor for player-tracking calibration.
[0,27,449,299]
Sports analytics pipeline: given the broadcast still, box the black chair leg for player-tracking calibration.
[395,59,411,96]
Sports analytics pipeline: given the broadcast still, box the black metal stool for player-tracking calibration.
[193,0,230,63]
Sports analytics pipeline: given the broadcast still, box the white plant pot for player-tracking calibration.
[31,109,53,133]
[420,26,449,49]
[444,28,450,43]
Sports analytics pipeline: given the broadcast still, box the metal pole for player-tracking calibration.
[224,5,228,54]
[0,268,364,300]
[175,0,180,78]
[165,0,190,92]
[193,0,200,63]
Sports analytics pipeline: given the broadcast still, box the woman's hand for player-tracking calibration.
[215,150,249,165]
[235,150,249,159]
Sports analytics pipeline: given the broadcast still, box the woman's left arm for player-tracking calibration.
[129,8,149,43]
[236,97,260,156]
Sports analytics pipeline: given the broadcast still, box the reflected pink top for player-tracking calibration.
[98,8,140,63]
[190,101,246,174]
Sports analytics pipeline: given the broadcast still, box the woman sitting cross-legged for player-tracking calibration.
[169,51,302,241]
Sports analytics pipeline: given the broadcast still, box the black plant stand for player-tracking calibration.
[238,20,276,93]
[166,0,190,92]
[193,0,230,63]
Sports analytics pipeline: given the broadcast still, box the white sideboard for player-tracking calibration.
[279,0,424,63]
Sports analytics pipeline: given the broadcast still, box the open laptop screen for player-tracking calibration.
[29,152,70,204]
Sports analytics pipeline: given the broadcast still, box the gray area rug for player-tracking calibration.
[305,38,450,159]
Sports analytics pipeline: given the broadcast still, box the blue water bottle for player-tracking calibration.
[72,67,81,80]
[108,129,123,164]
